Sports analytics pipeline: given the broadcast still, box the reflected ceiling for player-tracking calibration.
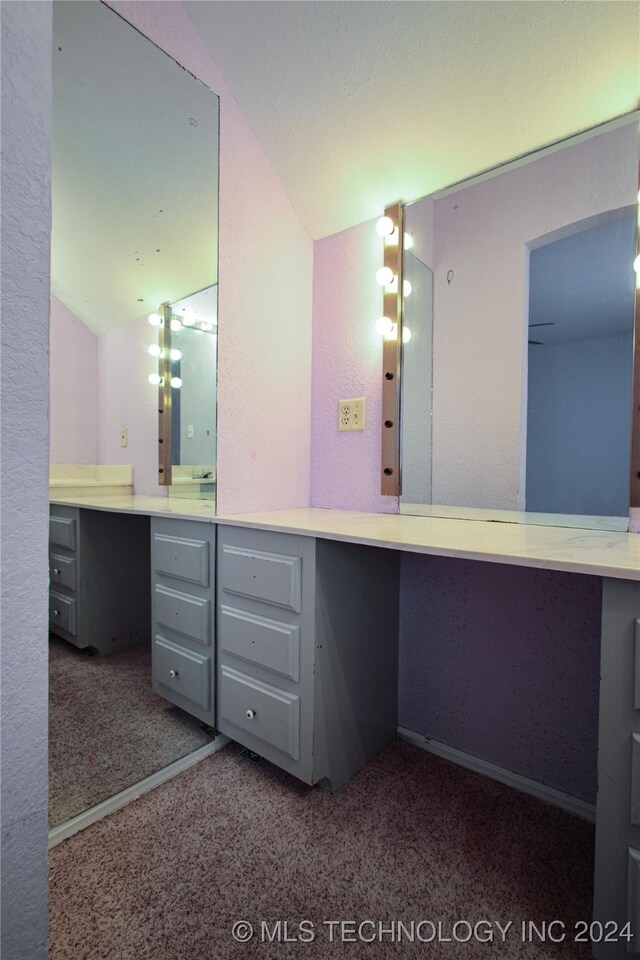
[52,1,218,335]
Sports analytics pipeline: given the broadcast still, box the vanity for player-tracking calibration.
[48,490,640,958]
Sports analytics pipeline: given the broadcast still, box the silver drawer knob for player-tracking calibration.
[53,610,60,617]
[169,669,178,679]
[246,709,256,720]
[53,568,60,575]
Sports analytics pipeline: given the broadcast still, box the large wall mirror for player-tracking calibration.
[49,1,219,832]
[399,116,639,531]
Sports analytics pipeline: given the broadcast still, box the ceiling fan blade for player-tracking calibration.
[528,322,556,328]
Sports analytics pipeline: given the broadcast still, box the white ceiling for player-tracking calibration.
[52,1,218,334]
[187,0,640,240]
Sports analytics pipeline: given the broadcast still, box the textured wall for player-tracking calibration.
[399,554,602,802]
[98,314,162,497]
[311,219,397,513]
[50,295,99,464]
[527,332,634,517]
[108,0,313,515]
[0,2,52,957]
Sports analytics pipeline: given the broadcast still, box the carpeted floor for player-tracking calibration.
[49,740,594,959]
[49,637,212,826]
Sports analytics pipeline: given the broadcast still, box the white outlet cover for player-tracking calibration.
[338,397,365,432]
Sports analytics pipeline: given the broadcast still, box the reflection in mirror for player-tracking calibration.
[168,286,218,499]
[49,1,219,831]
[400,117,638,530]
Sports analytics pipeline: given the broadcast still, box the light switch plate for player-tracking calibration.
[338,398,365,432]
[120,427,128,448]
[187,424,194,439]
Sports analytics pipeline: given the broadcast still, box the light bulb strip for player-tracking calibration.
[157,303,173,486]
[380,200,404,497]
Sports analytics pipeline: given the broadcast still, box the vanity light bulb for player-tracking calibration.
[170,376,183,389]
[404,232,414,251]
[170,318,182,332]
[181,316,195,327]
[402,326,412,344]
[148,344,162,358]
[376,216,395,238]
[403,280,413,297]
[201,322,214,332]
[148,313,162,327]
[170,348,182,361]
[376,266,395,287]
[634,254,640,275]
[375,316,394,336]
[148,373,162,386]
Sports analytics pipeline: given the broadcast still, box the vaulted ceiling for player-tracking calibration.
[187,0,639,239]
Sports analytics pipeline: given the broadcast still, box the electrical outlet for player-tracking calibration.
[338,398,366,432]
[120,427,128,448]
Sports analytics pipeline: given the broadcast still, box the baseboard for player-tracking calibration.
[48,735,230,848]
[397,727,596,823]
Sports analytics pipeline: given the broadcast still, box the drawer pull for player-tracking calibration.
[246,709,256,720]
[53,568,60,576]
[169,669,179,679]
[53,609,60,617]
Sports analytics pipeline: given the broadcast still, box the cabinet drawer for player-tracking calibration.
[629,848,640,953]
[634,620,640,710]
[50,516,76,551]
[49,591,77,636]
[220,544,302,613]
[220,665,300,760]
[50,553,76,592]
[153,533,210,586]
[220,605,300,681]
[154,636,211,710]
[154,584,211,646]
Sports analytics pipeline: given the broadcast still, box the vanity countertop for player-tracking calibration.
[50,493,217,523]
[216,507,640,581]
[49,497,640,579]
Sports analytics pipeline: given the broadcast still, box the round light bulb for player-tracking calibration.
[403,280,412,297]
[402,326,412,344]
[170,348,182,361]
[170,318,182,332]
[182,315,195,327]
[148,373,162,386]
[634,254,640,274]
[170,376,182,389]
[201,322,214,332]
[376,216,395,238]
[148,344,162,358]
[404,232,414,250]
[148,313,162,327]
[385,323,398,341]
[376,266,395,287]
[375,316,394,336]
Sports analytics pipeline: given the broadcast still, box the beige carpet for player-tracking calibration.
[49,637,212,826]
[49,741,594,959]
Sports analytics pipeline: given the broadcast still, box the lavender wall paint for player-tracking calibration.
[50,294,99,464]
[108,1,313,515]
[98,314,163,497]
[1,2,51,956]
[311,219,397,513]
[399,553,602,802]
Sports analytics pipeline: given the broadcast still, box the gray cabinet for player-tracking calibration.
[217,525,400,790]
[593,579,640,958]
[49,505,150,654]
[151,517,216,727]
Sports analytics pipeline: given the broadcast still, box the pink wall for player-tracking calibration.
[97,315,161,497]
[49,294,98,464]
[108,1,313,514]
[311,219,397,513]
